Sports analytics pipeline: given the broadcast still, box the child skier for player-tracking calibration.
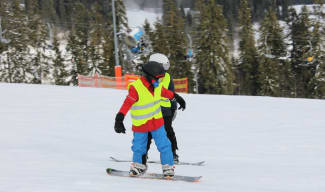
[142,53,180,165]
[114,61,186,178]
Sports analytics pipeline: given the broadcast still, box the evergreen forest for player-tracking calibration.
[1,0,325,99]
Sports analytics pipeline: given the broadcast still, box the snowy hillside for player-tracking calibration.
[1,83,325,192]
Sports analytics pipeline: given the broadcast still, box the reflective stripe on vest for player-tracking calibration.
[160,73,171,108]
[128,79,163,127]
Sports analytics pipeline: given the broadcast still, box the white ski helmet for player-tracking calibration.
[149,53,170,71]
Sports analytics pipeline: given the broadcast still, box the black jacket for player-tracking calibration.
[161,75,177,117]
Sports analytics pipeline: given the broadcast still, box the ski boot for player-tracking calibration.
[129,162,147,177]
[162,164,175,178]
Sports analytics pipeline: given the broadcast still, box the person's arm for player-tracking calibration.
[161,87,174,99]
[114,86,138,134]
[162,87,186,111]
[168,76,177,111]
[168,76,175,92]
[118,85,138,115]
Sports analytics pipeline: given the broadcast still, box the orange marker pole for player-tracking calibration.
[115,65,122,89]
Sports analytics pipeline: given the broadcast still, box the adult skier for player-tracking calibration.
[114,61,186,178]
[142,53,180,164]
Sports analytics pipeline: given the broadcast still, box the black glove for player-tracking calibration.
[173,93,186,111]
[114,112,126,134]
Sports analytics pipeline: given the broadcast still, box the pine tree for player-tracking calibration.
[57,0,67,28]
[143,19,153,39]
[68,2,91,76]
[257,8,286,96]
[288,6,313,97]
[115,0,128,31]
[280,0,291,19]
[237,0,260,95]
[40,0,59,24]
[151,20,168,55]
[161,0,193,92]
[194,0,233,94]
[186,11,193,29]
[0,1,10,51]
[139,19,153,63]
[88,2,105,76]
[52,27,68,85]
[101,28,114,76]
[61,0,74,29]
[0,0,11,82]
[310,1,325,98]
[66,28,81,86]
[28,0,50,84]
[4,0,30,83]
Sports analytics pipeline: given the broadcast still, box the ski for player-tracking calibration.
[109,156,205,166]
[106,168,202,183]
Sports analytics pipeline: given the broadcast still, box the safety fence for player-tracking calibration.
[78,74,188,93]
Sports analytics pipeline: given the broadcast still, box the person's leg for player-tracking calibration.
[131,131,148,164]
[150,125,174,165]
[163,115,178,154]
[142,132,152,165]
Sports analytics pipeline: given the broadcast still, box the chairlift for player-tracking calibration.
[122,26,151,63]
[298,56,316,67]
[298,41,315,67]
[124,27,146,54]
[186,48,194,61]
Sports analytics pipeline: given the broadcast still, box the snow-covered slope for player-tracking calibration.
[1,83,325,192]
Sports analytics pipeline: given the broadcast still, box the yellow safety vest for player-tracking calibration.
[160,73,172,108]
[128,79,163,127]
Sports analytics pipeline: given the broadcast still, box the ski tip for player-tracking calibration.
[106,168,117,174]
[106,168,112,173]
[192,176,202,182]
[198,161,205,165]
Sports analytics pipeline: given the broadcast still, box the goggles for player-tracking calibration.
[155,74,165,78]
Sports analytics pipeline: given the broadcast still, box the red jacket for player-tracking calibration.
[119,76,175,132]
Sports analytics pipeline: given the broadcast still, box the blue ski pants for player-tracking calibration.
[132,125,174,165]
